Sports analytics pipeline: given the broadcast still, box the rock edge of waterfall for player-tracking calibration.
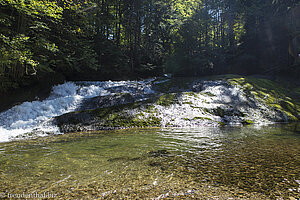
[54,75,300,133]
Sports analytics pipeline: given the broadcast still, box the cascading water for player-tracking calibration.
[0,79,155,142]
[0,77,293,143]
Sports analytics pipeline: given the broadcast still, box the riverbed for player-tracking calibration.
[0,124,299,199]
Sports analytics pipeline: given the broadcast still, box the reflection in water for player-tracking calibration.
[0,124,299,199]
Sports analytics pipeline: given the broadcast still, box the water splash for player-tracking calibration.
[0,79,154,142]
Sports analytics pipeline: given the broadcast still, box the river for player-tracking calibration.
[0,78,299,199]
[0,124,299,199]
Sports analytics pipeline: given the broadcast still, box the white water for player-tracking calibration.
[0,78,284,143]
[140,80,279,128]
[0,80,154,142]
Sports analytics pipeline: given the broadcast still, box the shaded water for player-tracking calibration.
[0,124,299,199]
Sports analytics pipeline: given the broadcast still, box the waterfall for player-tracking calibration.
[0,80,154,142]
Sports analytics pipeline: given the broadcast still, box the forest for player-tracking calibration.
[1,0,300,92]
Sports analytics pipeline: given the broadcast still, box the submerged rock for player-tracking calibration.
[147,150,170,157]
[54,75,300,133]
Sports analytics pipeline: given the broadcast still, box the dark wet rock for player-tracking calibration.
[192,82,203,92]
[147,150,170,157]
[54,111,104,132]
[54,99,161,133]
[78,93,144,110]
[148,162,162,167]
[107,156,142,162]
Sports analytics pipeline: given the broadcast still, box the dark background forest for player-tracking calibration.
[1,0,300,92]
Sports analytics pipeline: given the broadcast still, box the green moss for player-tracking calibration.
[228,76,300,121]
[145,105,155,113]
[190,106,201,109]
[193,117,212,120]
[73,100,162,128]
[213,107,225,117]
[132,115,161,127]
[280,100,297,114]
[185,117,213,121]
[242,120,254,125]
[201,92,216,97]
[202,108,210,113]
[218,122,226,126]
[104,113,161,128]
[183,92,198,97]
[90,102,139,118]
[156,93,177,106]
[202,74,242,81]
[136,112,145,118]
[183,101,193,105]
[165,122,172,126]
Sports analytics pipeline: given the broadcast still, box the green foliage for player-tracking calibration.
[0,0,299,92]
[0,0,100,91]
[0,34,38,72]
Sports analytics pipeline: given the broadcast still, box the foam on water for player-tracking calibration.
[145,80,277,128]
[0,78,283,142]
[0,79,154,142]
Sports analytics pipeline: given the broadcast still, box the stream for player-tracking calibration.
[0,79,299,199]
[0,125,299,199]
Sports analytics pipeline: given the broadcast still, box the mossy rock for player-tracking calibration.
[183,92,198,97]
[218,122,226,126]
[242,120,254,125]
[201,92,216,97]
[212,107,226,117]
[183,101,193,105]
[104,114,161,128]
[91,102,161,128]
[228,76,300,122]
[55,99,162,132]
[156,93,178,106]
[147,150,170,157]
[193,117,212,121]
[279,100,299,119]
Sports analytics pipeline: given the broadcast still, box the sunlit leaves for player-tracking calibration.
[2,0,63,20]
[29,21,50,31]
[0,34,38,73]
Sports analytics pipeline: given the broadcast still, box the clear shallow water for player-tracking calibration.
[0,124,299,199]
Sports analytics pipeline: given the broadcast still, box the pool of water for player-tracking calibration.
[0,124,299,199]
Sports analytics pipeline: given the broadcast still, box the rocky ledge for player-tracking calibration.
[54,75,300,133]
